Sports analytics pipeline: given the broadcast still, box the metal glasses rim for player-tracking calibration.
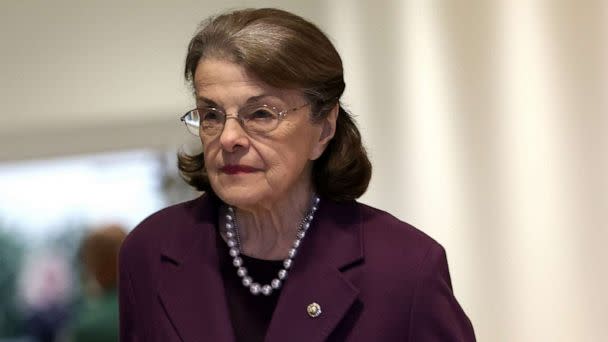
[179,102,310,135]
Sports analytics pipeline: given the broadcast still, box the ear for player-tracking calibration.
[310,104,339,160]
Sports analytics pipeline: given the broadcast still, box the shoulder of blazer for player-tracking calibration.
[119,194,218,269]
[354,201,445,275]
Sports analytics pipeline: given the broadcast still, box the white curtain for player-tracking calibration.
[327,1,607,341]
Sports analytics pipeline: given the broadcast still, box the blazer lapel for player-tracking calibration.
[157,195,236,342]
[264,200,364,342]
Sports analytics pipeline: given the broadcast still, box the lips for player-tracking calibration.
[220,165,259,174]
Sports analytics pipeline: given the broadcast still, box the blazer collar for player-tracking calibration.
[264,198,363,342]
[157,194,236,342]
[157,194,363,342]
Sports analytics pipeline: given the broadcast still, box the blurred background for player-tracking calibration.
[0,1,606,341]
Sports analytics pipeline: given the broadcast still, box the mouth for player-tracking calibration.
[219,164,260,175]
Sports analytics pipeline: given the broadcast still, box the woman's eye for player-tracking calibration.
[248,109,275,120]
[201,109,222,121]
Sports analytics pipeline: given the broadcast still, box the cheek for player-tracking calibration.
[256,139,313,180]
[201,140,220,167]
[267,122,320,159]
[202,146,224,187]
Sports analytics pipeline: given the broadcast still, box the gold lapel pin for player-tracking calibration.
[307,302,322,318]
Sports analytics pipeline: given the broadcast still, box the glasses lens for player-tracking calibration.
[242,106,279,133]
[199,108,225,135]
[182,110,200,136]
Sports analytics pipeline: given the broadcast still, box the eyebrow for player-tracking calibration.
[196,97,219,107]
[196,94,278,107]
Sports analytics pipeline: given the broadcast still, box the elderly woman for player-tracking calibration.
[119,8,475,342]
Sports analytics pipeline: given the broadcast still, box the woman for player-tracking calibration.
[119,8,475,342]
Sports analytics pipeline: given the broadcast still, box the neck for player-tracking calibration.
[228,188,315,260]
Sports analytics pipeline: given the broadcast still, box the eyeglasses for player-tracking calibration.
[180,102,310,137]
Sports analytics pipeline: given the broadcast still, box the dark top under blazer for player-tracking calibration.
[119,194,475,341]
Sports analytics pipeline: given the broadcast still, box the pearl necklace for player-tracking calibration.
[224,195,320,296]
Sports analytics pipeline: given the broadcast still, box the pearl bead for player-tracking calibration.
[233,257,242,267]
[223,195,319,298]
[261,285,272,296]
[288,248,297,258]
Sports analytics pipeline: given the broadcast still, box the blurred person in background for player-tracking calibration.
[119,8,475,341]
[18,251,73,342]
[67,224,126,342]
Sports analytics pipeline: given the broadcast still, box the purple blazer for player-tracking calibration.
[119,195,475,341]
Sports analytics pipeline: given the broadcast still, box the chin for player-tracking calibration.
[209,172,274,207]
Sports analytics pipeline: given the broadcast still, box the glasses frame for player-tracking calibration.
[180,102,310,137]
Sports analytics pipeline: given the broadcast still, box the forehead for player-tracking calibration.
[194,59,256,88]
[193,58,300,104]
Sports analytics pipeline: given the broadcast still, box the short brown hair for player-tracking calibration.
[80,224,127,292]
[179,8,372,201]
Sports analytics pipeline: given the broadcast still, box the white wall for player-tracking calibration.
[1,1,607,341]
[0,0,325,160]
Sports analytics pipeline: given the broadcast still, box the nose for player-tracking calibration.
[219,115,250,152]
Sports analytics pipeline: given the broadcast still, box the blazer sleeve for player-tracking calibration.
[408,244,476,342]
[118,244,141,342]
